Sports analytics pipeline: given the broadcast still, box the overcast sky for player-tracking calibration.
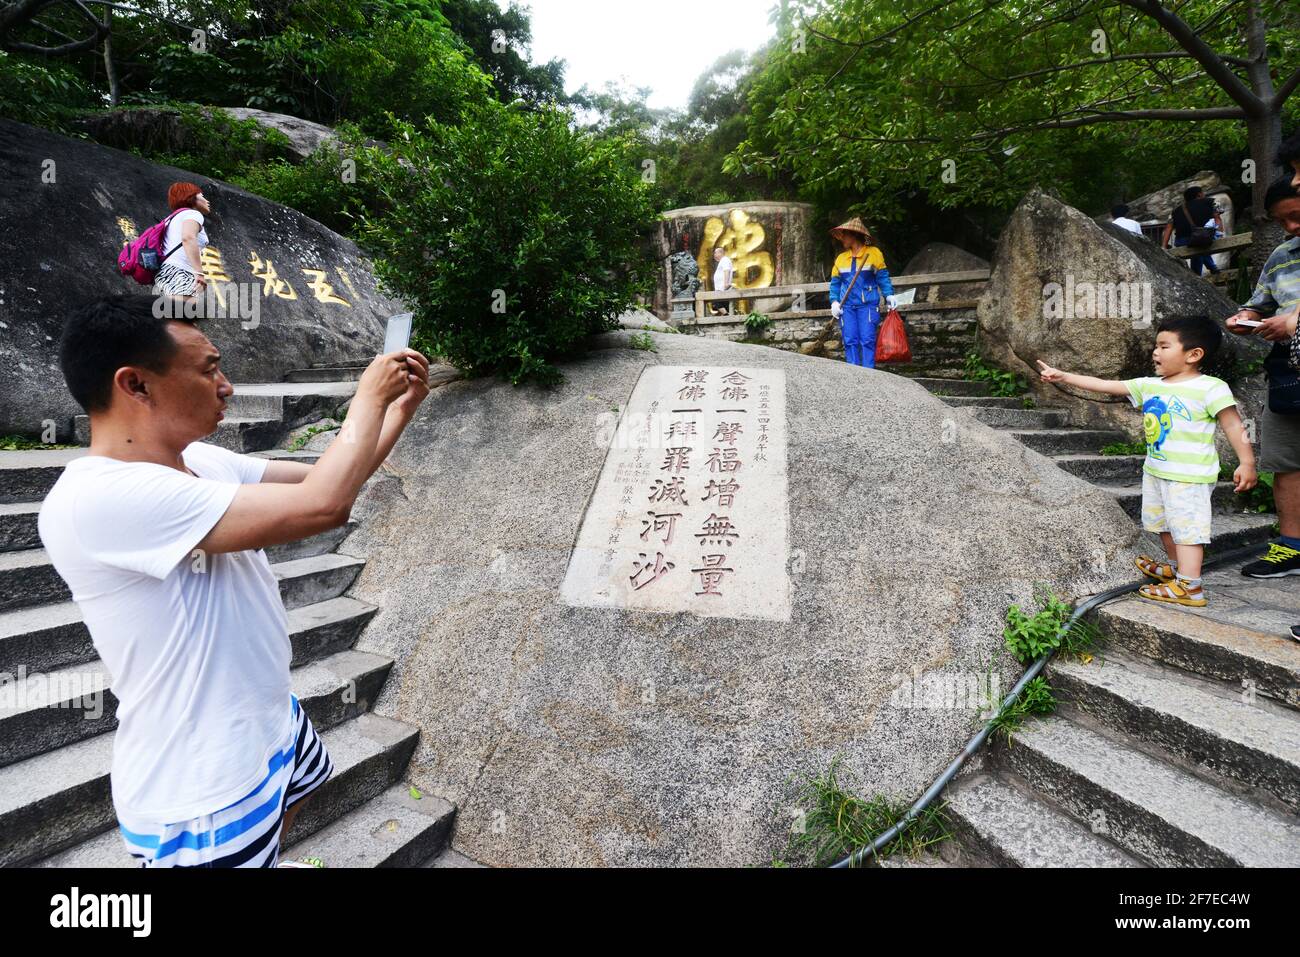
[519,0,779,110]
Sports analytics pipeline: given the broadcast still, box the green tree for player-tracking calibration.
[735,0,1300,262]
[363,102,659,385]
[441,0,567,104]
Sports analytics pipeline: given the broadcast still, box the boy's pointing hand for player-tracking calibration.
[1036,359,1065,382]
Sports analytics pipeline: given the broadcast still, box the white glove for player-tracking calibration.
[886,295,897,310]
[831,301,843,320]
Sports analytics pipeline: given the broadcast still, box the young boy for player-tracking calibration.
[1036,315,1257,606]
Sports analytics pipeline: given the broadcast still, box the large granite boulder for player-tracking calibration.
[220,108,341,162]
[77,106,352,164]
[978,189,1267,445]
[0,118,401,439]
[343,328,1140,866]
[900,242,990,302]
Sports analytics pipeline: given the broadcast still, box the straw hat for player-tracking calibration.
[830,216,874,243]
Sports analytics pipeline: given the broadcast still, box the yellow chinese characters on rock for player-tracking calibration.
[302,269,351,307]
[201,248,234,307]
[696,209,775,314]
[249,251,298,300]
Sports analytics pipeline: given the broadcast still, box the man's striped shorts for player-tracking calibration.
[115,695,334,867]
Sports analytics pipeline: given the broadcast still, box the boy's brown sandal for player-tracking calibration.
[1138,578,1206,608]
[1134,555,1176,583]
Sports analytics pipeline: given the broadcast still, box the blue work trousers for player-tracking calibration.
[841,300,881,368]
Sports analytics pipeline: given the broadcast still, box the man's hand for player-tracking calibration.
[390,349,432,417]
[885,295,898,311]
[1225,309,1262,335]
[1257,311,1298,342]
[1233,461,1259,494]
[356,350,417,408]
[831,301,843,320]
[1036,359,1066,383]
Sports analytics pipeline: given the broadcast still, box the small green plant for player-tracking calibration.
[1003,585,1099,665]
[962,352,1027,397]
[744,311,773,335]
[0,434,78,451]
[286,420,340,453]
[1021,395,1037,409]
[1100,440,1147,456]
[628,331,657,351]
[785,758,952,866]
[986,676,1057,746]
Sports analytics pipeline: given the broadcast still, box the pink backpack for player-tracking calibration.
[117,211,182,284]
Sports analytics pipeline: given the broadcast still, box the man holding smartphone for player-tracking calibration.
[38,294,431,867]
[1225,171,1300,579]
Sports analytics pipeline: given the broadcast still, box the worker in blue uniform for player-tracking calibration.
[828,217,897,368]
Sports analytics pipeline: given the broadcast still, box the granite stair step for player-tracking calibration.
[285,783,455,868]
[0,501,41,552]
[1100,482,1239,521]
[10,711,418,868]
[965,406,1070,429]
[1010,428,1129,456]
[910,377,993,397]
[0,449,83,505]
[1051,648,1300,813]
[1001,716,1300,867]
[1091,595,1300,709]
[944,775,1140,868]
[1052,454,1146,485]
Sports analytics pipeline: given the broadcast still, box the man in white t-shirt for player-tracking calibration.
[38,294,430,867]
[1110,203,1144,236]
[711,246,734,315]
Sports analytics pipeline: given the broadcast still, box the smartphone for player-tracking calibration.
[1234,318,1262,328]
[383,313,413,354]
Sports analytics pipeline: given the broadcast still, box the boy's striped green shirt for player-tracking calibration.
[1124,375,1236,484]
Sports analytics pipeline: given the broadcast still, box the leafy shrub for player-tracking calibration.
[963,352,1027,397]
[0,52,95,131]
[744,311,773,334]
[103,103,295,182]
[1003,585,1098,665]
[363,102,658,385]
[230,125,398,239]
[1100,440,1147,456]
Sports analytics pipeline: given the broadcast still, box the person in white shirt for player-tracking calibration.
[711,246,734,315]
[152,181,212,302]
[1110,204,1144,236]
[38,294,431,867]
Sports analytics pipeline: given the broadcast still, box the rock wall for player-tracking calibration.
[0,119,401,438]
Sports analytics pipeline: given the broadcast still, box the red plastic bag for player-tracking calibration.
[875,309,911,363]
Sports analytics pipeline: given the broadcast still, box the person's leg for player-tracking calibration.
[841,303,863,366]
[1244,407,1300,576]
[1139,477,1208,605]
[276,695,334,859]
[859,301,881,369]
[1275,470,1300,538]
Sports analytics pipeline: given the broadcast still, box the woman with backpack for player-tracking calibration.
[152,182,212,301]
[828,217,897,368]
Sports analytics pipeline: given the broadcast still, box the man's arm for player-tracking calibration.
[196,350,429,554]
[253,390,416,481]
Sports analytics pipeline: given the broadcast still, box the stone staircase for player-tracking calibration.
[0,378,471,869]
[901,376,1300,867]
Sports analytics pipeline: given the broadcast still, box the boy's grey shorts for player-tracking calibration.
[1259,406,1300,473]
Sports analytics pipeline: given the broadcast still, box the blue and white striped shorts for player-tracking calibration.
[116,695,334,868]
